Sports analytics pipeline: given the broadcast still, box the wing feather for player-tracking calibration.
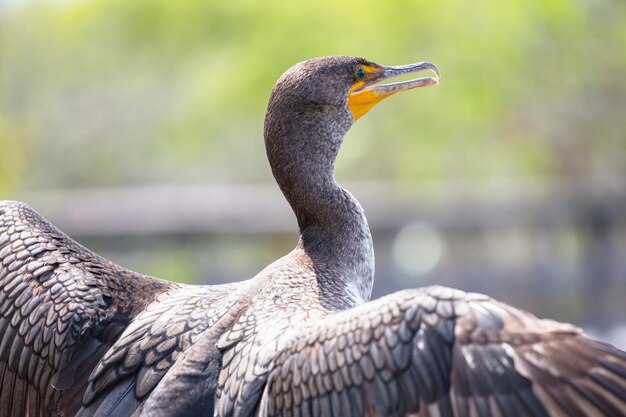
[261,286,626,417]
[82,282,243,417]
[0,201,172,417]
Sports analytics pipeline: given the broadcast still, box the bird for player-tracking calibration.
[1,55,625,417]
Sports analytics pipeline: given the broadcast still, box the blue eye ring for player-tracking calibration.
[356,67,366,80]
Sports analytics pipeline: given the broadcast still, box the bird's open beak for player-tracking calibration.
[348,61,440,121]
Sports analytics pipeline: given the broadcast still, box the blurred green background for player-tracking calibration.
[1,0,625,344]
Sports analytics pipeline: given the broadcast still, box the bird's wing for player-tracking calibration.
[0,201,173,417]
[261,286,626,417]
[76,281,243,417]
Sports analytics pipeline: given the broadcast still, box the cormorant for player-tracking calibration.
[0,56,625,417]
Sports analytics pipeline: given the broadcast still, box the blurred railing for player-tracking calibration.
[19,178,626,235]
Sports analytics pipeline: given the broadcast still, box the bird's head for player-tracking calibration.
[266,56,439,126]
[264,56,439,188]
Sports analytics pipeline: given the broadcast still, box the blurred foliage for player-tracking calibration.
[0,0,625,192]
[0,117,30,194]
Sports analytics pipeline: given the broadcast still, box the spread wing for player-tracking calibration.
[261,286,626,417]
[0,201,173,417]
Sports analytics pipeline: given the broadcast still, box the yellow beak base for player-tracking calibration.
[348,84,391,121]
[347,61,440,121]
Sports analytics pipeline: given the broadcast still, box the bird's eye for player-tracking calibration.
[356,67,366,81]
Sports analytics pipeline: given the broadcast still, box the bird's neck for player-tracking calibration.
[288,170,375,309]
[265,113,374,309]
